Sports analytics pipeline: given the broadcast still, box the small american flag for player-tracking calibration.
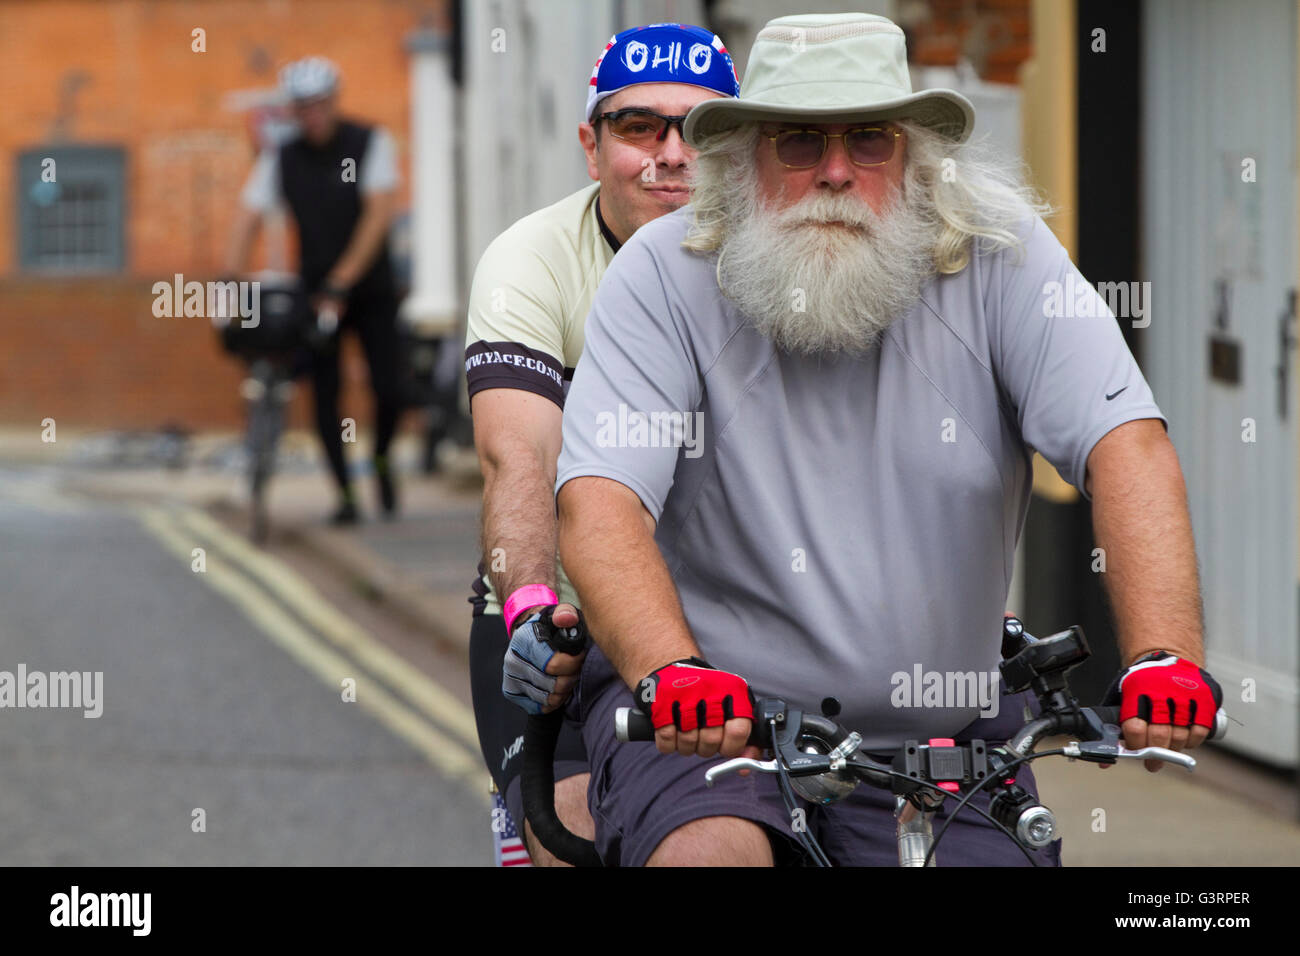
[492,792,532,867]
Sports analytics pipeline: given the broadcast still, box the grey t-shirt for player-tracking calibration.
[556,207,1165,748]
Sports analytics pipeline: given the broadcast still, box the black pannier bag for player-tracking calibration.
[217,278,311,358]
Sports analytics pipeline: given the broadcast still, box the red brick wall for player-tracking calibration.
[0,0,1034,431]
[904,0,1033,84]
[0,276,387,432]
[0,0,447,430]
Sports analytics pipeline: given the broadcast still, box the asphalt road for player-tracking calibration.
[5,453,1300,869]
[0,468,489,866]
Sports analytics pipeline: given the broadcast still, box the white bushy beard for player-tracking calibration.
[715,167,940,356]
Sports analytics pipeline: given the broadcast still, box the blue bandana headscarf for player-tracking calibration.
[586,23,740,122]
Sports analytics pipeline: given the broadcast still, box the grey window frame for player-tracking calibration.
[16,145,126,274]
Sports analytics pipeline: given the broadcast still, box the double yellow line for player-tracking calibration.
[136,504,489,807]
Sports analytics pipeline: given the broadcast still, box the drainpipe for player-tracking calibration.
[400,25,459,339]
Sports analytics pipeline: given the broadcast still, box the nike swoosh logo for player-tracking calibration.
[1105,386,1128,401]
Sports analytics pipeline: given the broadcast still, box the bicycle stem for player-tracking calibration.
[895,795,939,867]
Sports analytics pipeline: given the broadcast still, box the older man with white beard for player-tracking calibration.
[554,13,1223,867]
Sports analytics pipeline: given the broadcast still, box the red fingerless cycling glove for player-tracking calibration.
[1103,651,1223,728]
[635,657,754,732]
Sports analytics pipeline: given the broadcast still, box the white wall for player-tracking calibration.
[460,0,706,287]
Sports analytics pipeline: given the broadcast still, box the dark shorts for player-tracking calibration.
[468,612,589,830]
[575,645,1064,867]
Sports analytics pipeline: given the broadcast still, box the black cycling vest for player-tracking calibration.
[278,119,395,301]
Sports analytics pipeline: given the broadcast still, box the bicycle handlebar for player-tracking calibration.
[513,606,598,865]
[613,693,1228,867]
[521,711,602,867]
[532,618,1231,866]
[613,707,658,744]
[615,702,1227,748]
[1090,704,1229,743]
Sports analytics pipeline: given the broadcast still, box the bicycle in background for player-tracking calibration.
[213,274,337,542]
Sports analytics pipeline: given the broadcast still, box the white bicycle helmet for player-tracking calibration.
[279,57,340,101]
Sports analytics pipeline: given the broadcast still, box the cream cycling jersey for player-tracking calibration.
[465,181,619,616]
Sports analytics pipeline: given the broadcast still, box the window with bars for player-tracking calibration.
[17,146,125,273]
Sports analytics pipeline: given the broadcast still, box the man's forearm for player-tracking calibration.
[481,462,560,618]
[557,477,698,688]
[224,208,261,275]
[327,196,392,290]
[1089,423,1204,667]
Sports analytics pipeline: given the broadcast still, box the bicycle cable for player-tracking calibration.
[771,717,834,867]
[919,747,1066,867]
[768,720,1033,867]
[876,768,1032,865]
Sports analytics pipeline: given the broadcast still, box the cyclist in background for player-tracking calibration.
[464,23,740,866]
[226,57,404,524]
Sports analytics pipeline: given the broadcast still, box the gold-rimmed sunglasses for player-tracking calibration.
[764,125,902,169]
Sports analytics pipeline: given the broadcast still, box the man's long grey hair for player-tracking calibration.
[682,119,1054,274]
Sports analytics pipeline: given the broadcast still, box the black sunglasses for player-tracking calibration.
[595,108,689,147]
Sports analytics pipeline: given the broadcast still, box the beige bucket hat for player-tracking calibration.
[683,12,975,145]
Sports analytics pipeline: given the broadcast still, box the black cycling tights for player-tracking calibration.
[310,300,403,498]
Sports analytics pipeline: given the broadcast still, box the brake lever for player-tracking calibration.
[704,757,778,786]
[1064,739,1197,771]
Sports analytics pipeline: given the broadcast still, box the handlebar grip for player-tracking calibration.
[615,707,654,742]
[533,606,588,656]
[614,707,770,746]
[1092,705,1118,724]
[1093,705,1228,742]
[543,624,587,657]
